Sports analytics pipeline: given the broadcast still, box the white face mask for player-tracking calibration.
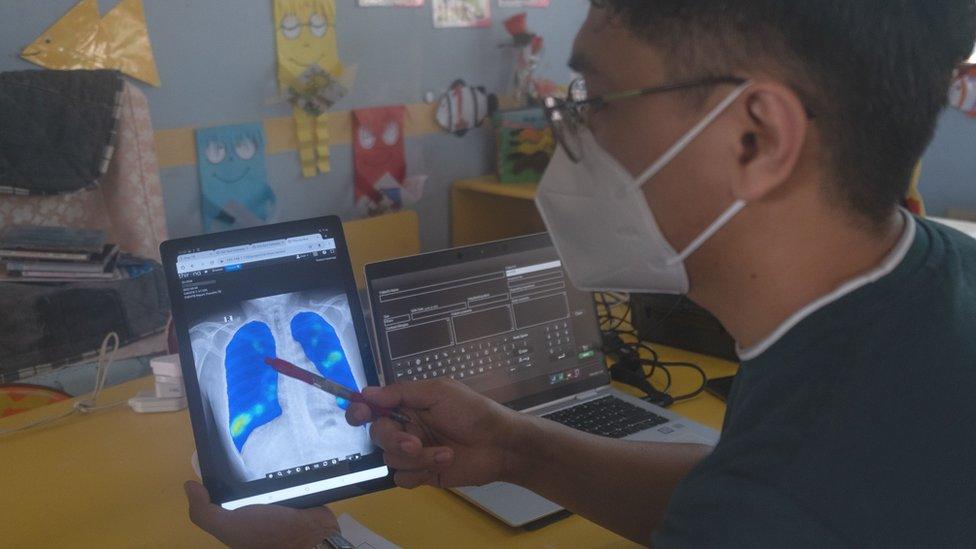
[535,83,751,294]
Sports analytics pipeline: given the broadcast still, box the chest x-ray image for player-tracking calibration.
[189,290,372,482]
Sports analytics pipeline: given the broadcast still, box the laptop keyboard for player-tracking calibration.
[542,396,669,439]
[392,321,572,383]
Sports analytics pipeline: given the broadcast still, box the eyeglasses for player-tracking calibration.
[543,76,748,162]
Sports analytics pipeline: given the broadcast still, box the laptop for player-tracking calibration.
[364,233,719,528]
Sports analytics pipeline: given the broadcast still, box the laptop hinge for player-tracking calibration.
[520,387,609,414]
[574,390,600,401]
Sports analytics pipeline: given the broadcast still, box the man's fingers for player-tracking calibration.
[345,402,373,426]
[303,506,341,538]
[184,481,226,531]
[383,446,455,471]
[361,380,444,410]
[368,418,423,454]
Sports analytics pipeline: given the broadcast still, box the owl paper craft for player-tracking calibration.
[20,0,161,87]
[196,123,277,233]
[273,0,346,178]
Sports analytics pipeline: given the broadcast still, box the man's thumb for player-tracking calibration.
[184,481,222,526]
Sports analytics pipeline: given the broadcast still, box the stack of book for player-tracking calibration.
[0,225,120,282]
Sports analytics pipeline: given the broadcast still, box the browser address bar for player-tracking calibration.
[177,234,335,274]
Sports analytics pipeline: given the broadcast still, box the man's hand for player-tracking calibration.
[345,379,526,489]
[184,481,339,549]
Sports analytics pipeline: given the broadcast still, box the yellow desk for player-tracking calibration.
[0,346,735,548]
[451,175,544,247]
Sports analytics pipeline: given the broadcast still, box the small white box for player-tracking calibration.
[150,354,182,378]
[155,375,184,399]
[150,354,184,399]
[128,390,187,413]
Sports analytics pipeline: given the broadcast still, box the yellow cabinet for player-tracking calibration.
[451,175,545,247]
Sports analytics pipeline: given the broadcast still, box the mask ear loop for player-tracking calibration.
[669,199,747,265]
[634,82,753,187]
[627,82,753,267]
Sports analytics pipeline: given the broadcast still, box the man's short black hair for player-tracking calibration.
[595,0,976,226]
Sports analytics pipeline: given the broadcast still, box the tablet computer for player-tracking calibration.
[160,216,393,510]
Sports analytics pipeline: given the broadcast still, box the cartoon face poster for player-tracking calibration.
[196,123,276,233]
[273,0,342,88]
[352,106,407,215]
[273,0,345,177]
[432,0,491,28]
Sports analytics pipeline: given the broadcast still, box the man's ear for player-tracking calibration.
[731,82,808,202]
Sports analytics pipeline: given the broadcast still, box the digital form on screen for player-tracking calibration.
[368,243,607,407]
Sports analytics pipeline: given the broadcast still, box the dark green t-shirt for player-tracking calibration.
[654,217,976,548]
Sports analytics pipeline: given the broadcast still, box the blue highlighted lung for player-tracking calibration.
[225,321,282,452]
[291,312,359,409]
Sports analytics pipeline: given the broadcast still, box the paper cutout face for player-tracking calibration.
[21,0,161,87]
[353,106,406,212]
[195,123,276,233]
[274,0,342,87]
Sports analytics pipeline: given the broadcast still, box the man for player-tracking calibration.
[186,1,976,546]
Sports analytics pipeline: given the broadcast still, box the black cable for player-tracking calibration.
[597,294,708,406]
[654,360,707,401]
[597,292,632,333]
[641,357,671,393]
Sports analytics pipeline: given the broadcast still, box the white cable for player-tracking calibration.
[74,332,121,413]
[0,332,123,436]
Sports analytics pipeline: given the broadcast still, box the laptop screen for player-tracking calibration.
[162,218,389,509]
[365,233,608,410]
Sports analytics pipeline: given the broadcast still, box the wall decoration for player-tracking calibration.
[432,0,491,28]
[359,0,424,5]
[274,0,345,178]
[502,13,549,107]
[435,79,498,136]
[498,0,549,7]
[195,123,276,233]
[494,108,555,183]
[373,174,427,212]
[21,0,161,87]
[903,164,926,216]
[951,64,976,117]
[353,106,410,215]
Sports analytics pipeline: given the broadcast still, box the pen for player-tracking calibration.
[264,357,413,424]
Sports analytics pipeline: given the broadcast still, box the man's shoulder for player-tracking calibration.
[905,217,976,337]
[919,216,976,270]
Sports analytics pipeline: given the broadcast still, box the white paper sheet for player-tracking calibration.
[337,514,401,549]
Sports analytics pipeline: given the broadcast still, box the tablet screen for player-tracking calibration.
[163,218,390,509]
